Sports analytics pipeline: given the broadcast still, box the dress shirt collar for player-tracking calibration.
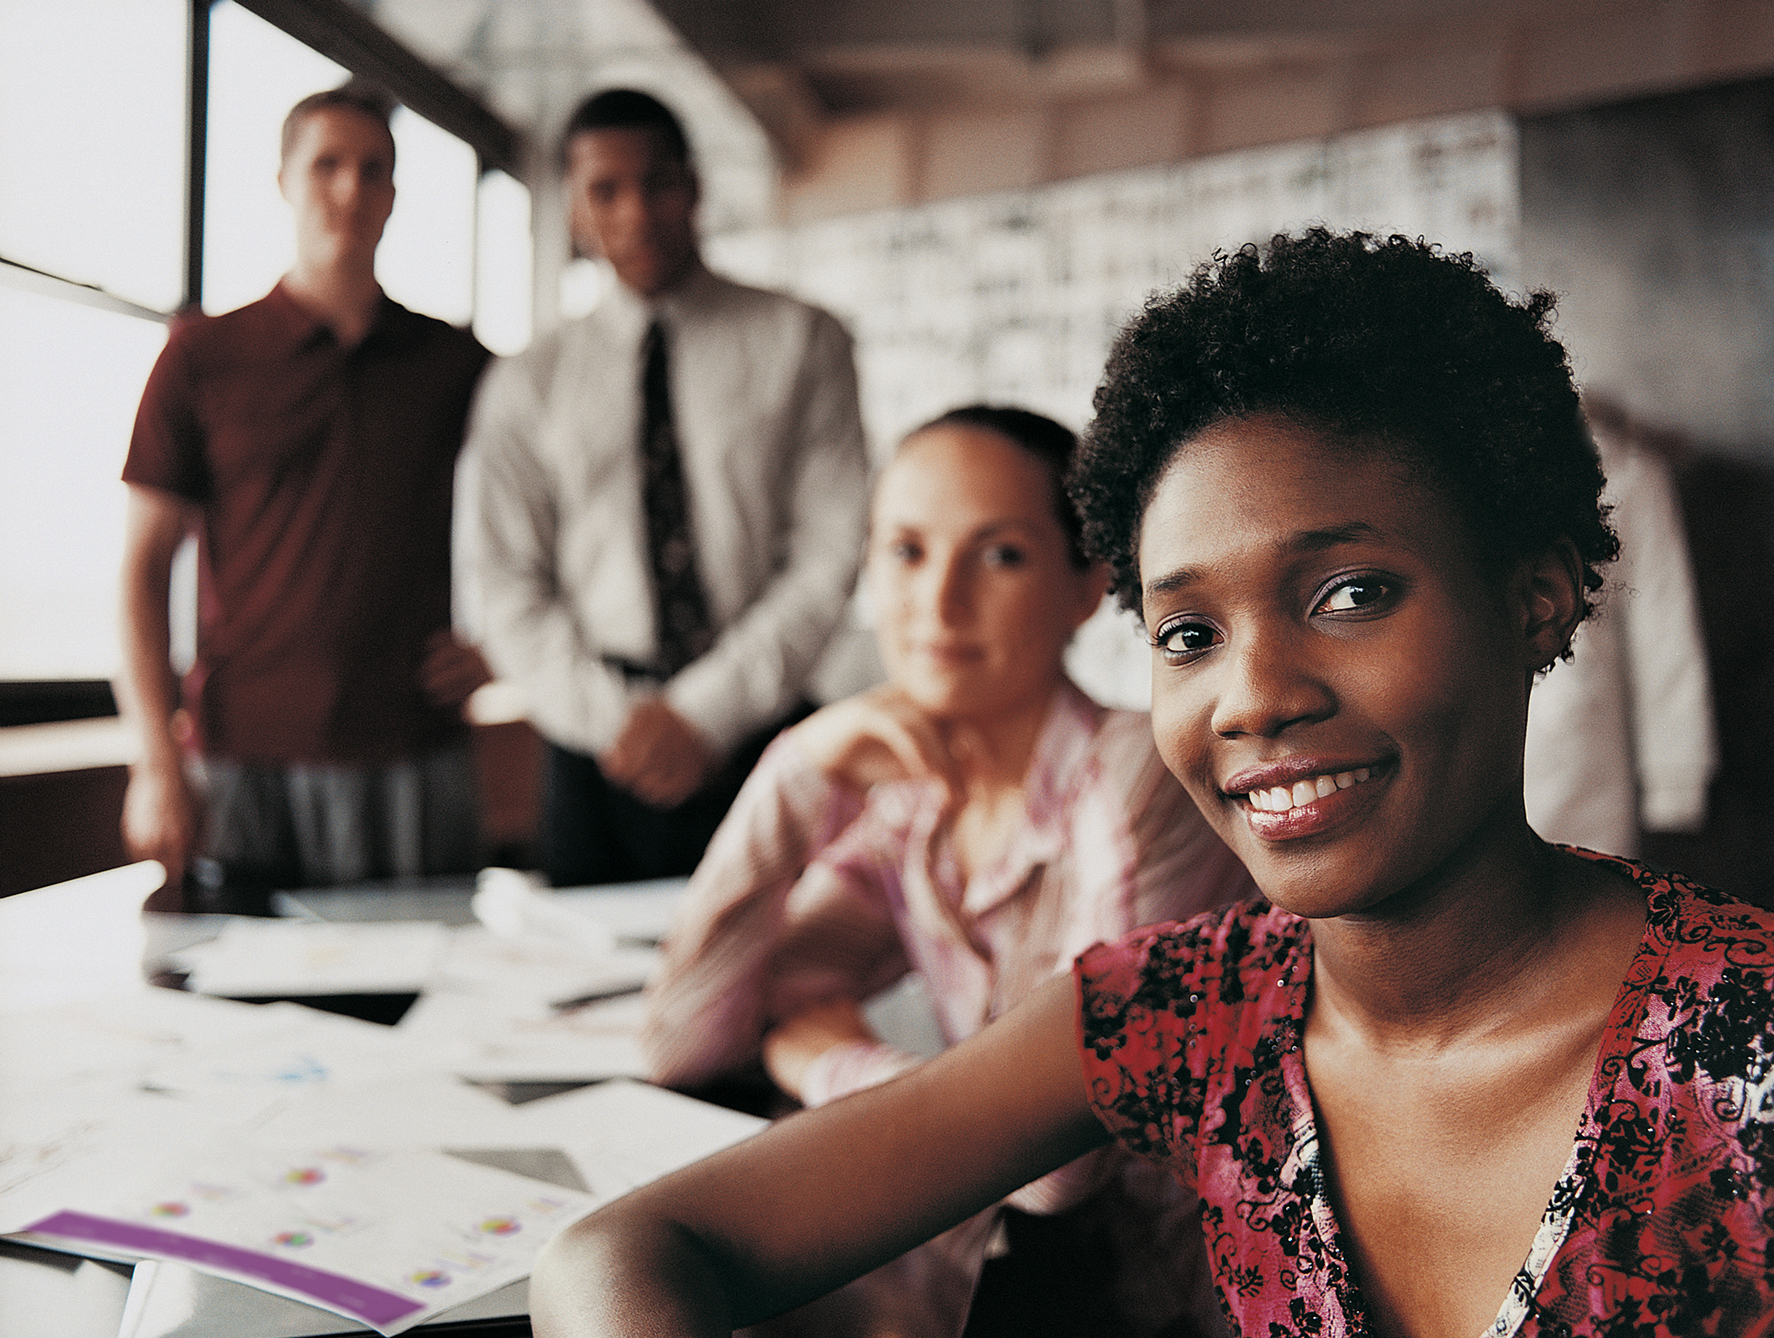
[599,258,718,342]
[958,678,1107,918]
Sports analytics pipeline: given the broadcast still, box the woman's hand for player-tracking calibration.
[762,997,879,1102]
[788,685,959,800]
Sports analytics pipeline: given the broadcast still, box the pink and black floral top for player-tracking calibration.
[1076,853,1774,1337]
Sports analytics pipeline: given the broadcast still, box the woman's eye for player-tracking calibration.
[1315,577,1393,615]
[886,540,922,563]
[1153,620,1218,660]
[983,544,1027,568]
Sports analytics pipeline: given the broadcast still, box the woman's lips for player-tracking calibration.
[1226,763,1385,840]
[913,641,985,665]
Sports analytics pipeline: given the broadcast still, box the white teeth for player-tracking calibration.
[1245,767,1374,813]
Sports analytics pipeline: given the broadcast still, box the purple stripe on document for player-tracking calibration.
[27,1211,423,1326]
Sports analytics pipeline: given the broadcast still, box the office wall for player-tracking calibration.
[1520,75,1774,903]
[1520,76,1774,461]
[707,109,1520,708]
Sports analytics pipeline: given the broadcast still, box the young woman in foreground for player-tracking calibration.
[532,230,1774,1338]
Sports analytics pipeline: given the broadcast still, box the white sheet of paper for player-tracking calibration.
[0,1080,231,1235]
[425,924,658,1002]
[0,987,298,1092]
[0,863,164,1011]
[247,1073,530,1150]
[109,1089,745,1338]
[506,1079,765,1201]
[555,878,688,943]
[116,1259,533,1338]
[177,921,451,997]
[140,1003,464,1124]
[397,988,652,1083]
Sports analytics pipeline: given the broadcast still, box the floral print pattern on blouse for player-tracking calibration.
[1075,853,1774,1338]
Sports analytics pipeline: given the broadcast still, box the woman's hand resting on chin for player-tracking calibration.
[788,685,961,802]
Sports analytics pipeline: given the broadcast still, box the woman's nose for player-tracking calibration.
[911,555,969,626]
[1208,626,1335,738]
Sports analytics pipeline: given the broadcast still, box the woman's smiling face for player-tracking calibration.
[1138,415,1550,920]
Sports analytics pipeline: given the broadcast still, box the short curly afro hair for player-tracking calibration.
[1070,228,1618,623]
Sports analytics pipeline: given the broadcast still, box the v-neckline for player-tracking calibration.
[1273,872,1667,1337]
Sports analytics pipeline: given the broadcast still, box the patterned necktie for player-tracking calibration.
[639,320,714,676]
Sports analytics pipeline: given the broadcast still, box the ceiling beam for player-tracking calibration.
[230,0,523,173]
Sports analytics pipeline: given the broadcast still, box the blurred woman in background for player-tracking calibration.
[642,404,1253,1338]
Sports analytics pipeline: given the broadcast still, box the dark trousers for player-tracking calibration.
[541,704,811,887]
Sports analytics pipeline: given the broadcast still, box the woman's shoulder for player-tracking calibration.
[1546,851,1774,1334]
[1073,899,1304,1173]
[1077,898,1304,1015]
[1566,848,1774,956]
[1061,693,1175,797]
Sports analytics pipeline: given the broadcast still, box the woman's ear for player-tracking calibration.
[1515,538,1587,672]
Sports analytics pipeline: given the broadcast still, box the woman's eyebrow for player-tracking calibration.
[1294,520,1383,552]
[1143,521,1384,597]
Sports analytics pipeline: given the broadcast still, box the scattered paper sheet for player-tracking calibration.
[398,980,654,1083]
[554,878,689,944]
[426,923,657,1003]
[140,1003,463,1125]
[506,1079,765,1201]
[174,921,451,998]
[0,863,164,1011]
[1,868,722,1333]
[110,1090,760,1338]
[0,1082,231,1237]
[246,1073,526,1151]
[117,1258,532,1338]
[0,987,299,1092]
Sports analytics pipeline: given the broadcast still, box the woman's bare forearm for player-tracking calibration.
[531,1210,738,1338]
[532,975,1106,1336]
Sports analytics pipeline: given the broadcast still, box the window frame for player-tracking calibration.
[0,0,521,714]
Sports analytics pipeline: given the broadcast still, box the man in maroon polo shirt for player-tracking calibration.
[115,82,491,912]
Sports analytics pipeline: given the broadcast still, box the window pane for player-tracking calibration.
[203,0,347,314]
[0,0,187,312]
[476,170,533,355]
[380,108,478,325]
[0,286,167,679]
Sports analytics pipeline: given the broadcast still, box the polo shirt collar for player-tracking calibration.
[267,279,401,350]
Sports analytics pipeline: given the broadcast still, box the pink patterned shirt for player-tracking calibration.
[1077,853,1774,1338]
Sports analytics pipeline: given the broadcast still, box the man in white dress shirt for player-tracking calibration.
[464,89,869,885]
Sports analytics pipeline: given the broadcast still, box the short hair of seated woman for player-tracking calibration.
[641,403,1253,1338]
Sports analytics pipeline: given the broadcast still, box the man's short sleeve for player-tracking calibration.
[123,317,209,502]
